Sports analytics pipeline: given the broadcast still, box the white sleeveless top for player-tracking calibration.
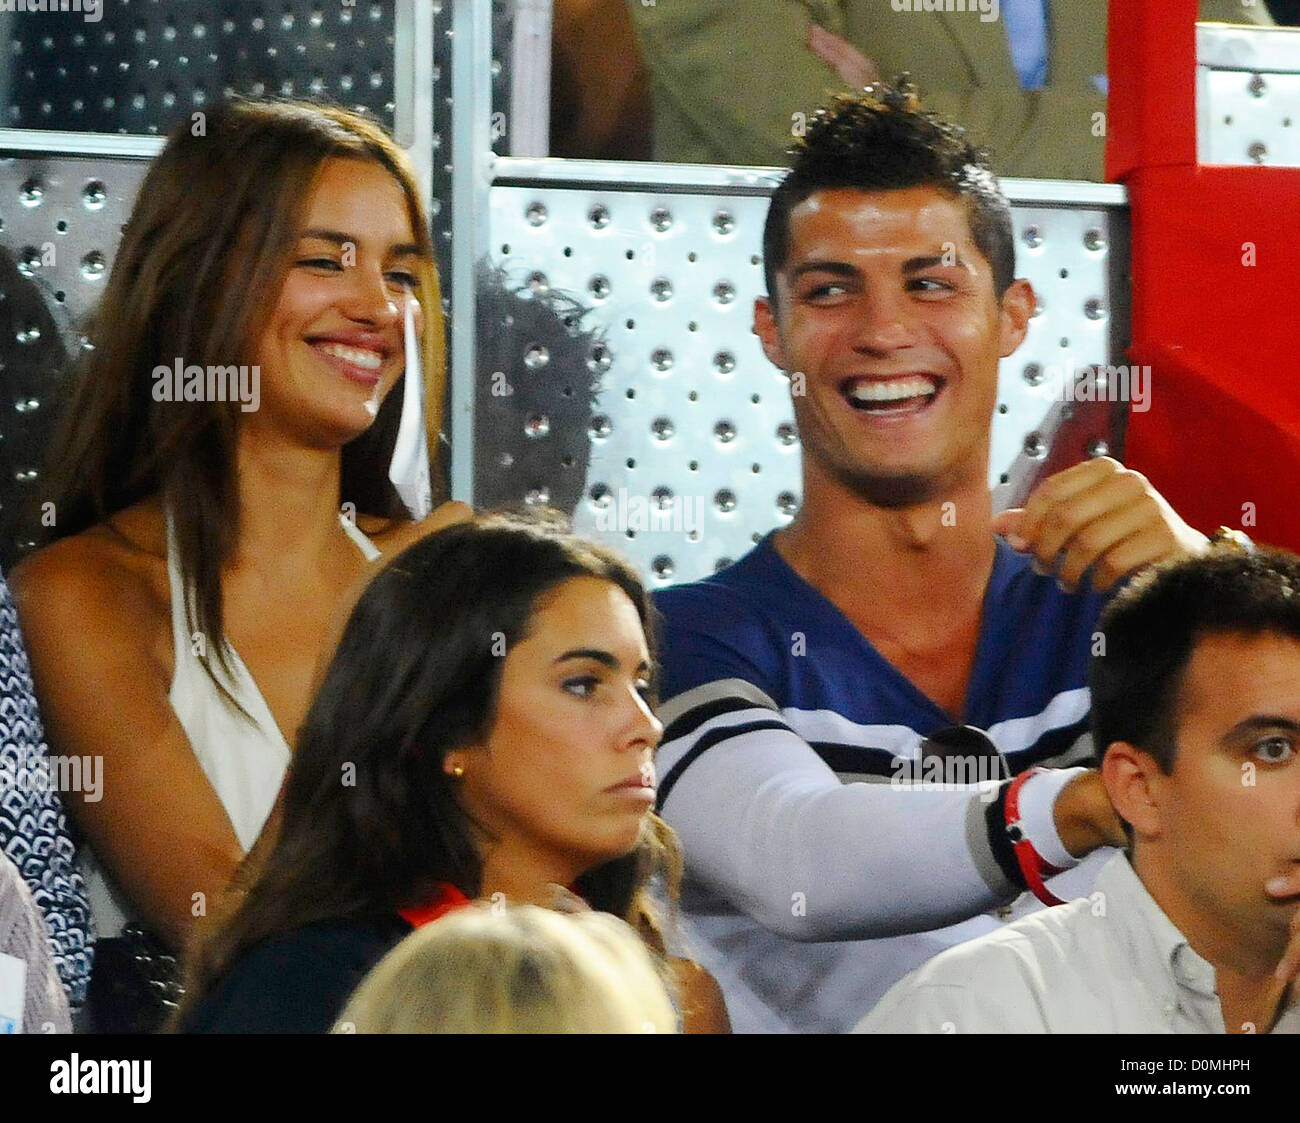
[84,511,381,937]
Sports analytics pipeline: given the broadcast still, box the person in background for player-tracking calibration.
[626,0,1271,179]
[0,850,71,1034]
[0,570,92,1018]
[338,904,679,1033]
[11,97,469,1032]
[860,548,1300,1033]
[176,515,728,1034]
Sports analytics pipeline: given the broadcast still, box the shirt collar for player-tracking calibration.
[1094,853,1219,997]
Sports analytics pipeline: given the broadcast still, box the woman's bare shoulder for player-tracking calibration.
[359,501,474,555]
[10,499,171,637]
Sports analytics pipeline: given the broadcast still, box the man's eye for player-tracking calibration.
[804,283,848,300]
[563,676,599,698]
[1253,737,1295,764]
[910,277,953,293]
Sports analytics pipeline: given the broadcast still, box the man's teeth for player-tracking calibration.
[847,377,937,403]
[317,342,384,371]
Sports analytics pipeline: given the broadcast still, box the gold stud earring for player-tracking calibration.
[451,762,465,778]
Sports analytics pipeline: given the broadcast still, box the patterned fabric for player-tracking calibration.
[0,572,93,1008]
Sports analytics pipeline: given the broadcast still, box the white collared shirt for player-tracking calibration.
[856,852,1300,1034]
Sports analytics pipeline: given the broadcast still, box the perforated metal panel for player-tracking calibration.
[3,0,403,135]
[1198,23,1300,164]
[483,163,1130,586]
[0,154,147,565]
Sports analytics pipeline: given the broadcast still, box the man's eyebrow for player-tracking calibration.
[789,261,859,281]
[1222,715,1300,740]
[553,648,651,673]
[298,229,424,257]
[789,255,968,280]
[903,254,968,272]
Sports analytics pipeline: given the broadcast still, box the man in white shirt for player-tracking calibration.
[858,548,1300,1033]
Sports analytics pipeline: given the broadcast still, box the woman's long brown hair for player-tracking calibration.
[175,515,682,1023]
[40,97,447,703]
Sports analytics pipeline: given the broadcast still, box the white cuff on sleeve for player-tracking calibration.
[1016,766,1087,871]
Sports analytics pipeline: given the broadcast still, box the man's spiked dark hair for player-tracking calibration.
[762,80,1016,303]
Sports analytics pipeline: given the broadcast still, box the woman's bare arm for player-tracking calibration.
[12,540,245,950]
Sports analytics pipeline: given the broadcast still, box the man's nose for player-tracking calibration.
[851,287,917,352]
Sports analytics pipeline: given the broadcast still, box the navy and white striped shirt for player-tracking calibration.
[651,532,1112,1033]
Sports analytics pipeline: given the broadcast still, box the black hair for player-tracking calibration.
[1091,548,1300,775]
[762,81,1015,304]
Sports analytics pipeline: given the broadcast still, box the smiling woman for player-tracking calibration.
[8,99,470,1032]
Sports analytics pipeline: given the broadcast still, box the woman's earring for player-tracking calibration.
[450,762,465,779]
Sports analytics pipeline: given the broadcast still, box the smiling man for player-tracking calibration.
[650,85,1209,1033]
[860,549,1300,1033]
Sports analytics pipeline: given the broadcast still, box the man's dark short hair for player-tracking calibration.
[1090,548,1300,775]
[762,82,1015,305]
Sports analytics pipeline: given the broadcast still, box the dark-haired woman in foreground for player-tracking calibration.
[177,516,729,1033]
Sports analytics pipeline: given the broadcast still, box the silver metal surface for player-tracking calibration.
[448,0,495,504]
[1198,23,1300,166]
[0,152,150,563]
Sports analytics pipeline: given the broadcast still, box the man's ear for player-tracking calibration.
[1100,741,1164,841]
[997,278,1035,359]
[753,295,789,371]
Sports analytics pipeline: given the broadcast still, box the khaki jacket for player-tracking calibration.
[628,0,1273,179]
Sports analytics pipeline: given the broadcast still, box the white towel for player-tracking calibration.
[388,294,433,520]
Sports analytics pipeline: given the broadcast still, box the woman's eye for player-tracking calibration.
[1253,737,1295,764]
[386,271,419,290]
[563,676,599,698]
[299,257,343,271]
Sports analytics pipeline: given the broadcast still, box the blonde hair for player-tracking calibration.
[336,905,679,1034]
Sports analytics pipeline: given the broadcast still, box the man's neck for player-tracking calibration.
[774,459,997,622]
[1134,849,1293,1033]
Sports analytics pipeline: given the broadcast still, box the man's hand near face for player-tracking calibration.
[991,457,1209,593]
[1268,867,1300,1008]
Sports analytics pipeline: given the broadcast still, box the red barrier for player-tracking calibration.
[1107,0,1300,549]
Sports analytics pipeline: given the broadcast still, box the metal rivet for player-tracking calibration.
[713,351,736,375]
[712,281,736,305]
[1023,432,1047,459]
[588,274,610,300]
[649,207,672,232]
[1022,225,1043,249]
[712,210,735,235]
[523,343,549,370]
[714,420,736,444]
[649,277,673,303]
[651,417,674,441]
[588,204,610,230]
[525,201,548,226]
[650,348,674,372]
[714,489,737,512]
[524,414,550,439]
[588,415,612,440]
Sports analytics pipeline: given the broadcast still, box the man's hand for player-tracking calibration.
[1052,769,1127,858]
[1268,868,1300,988]
[807,23,879,89]
[991,457,1208,593]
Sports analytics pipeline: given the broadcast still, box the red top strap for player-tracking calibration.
[398,883,471,929]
